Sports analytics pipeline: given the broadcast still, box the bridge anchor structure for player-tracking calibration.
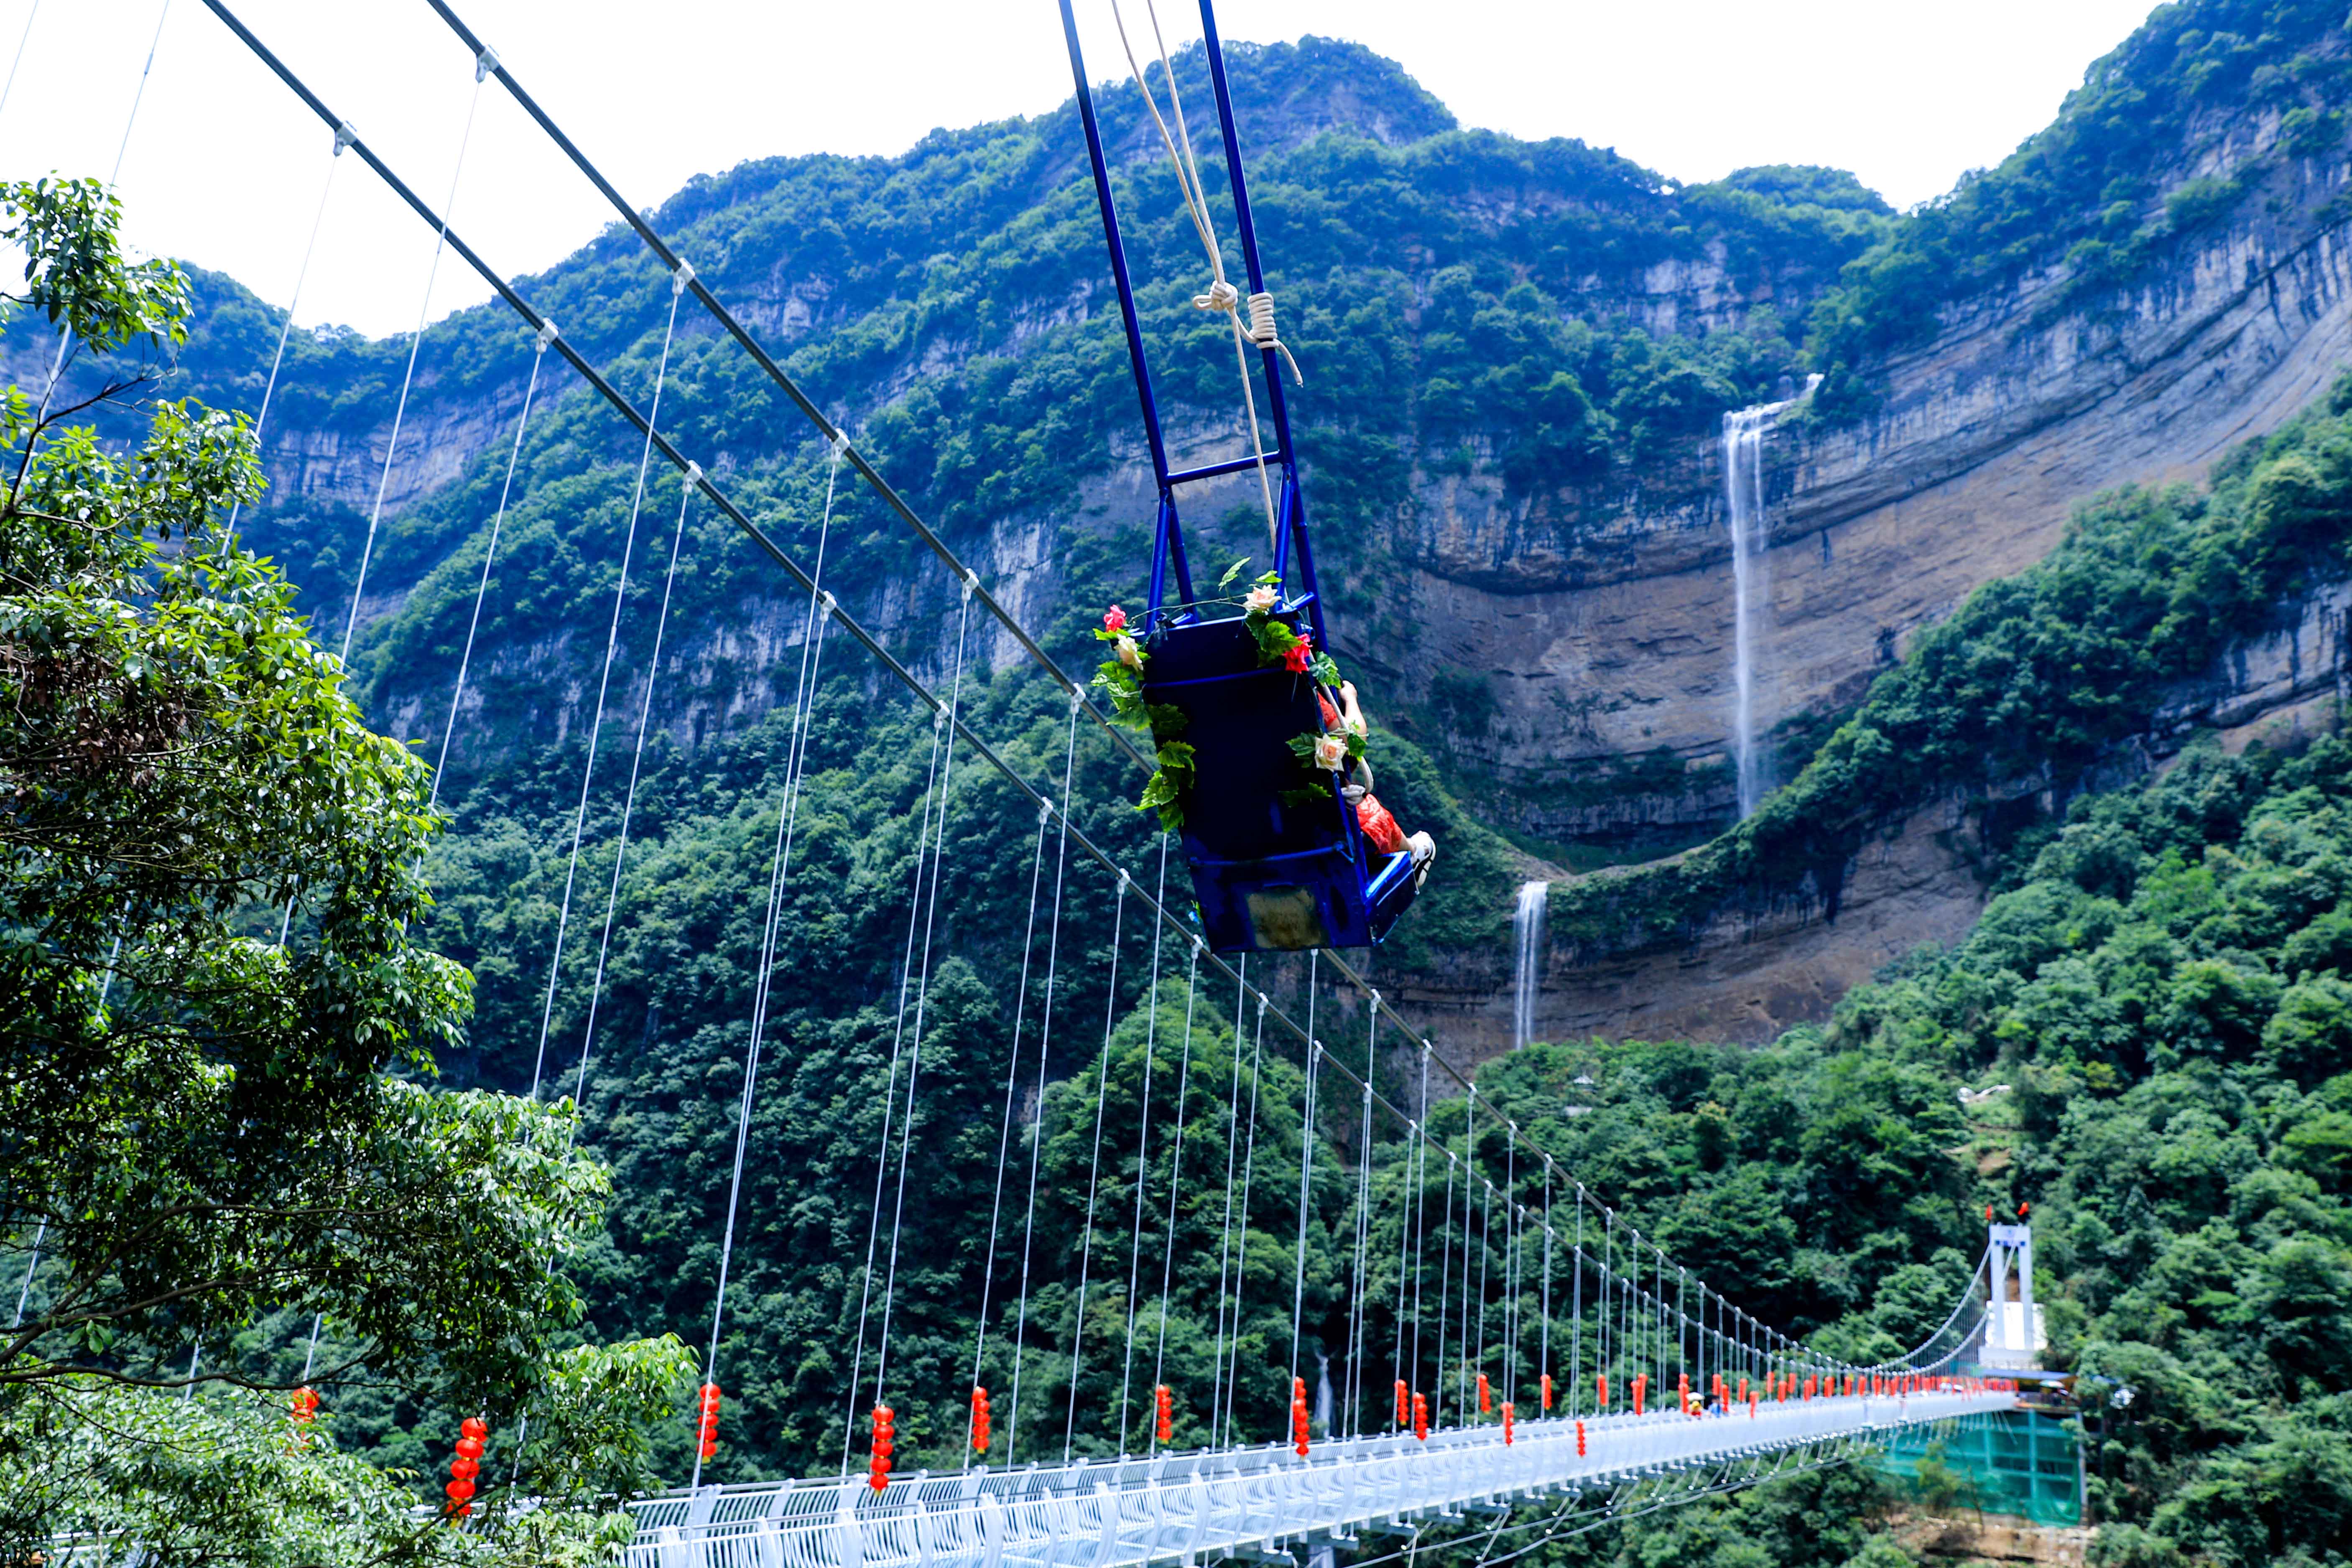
[624,1389,2018,1568]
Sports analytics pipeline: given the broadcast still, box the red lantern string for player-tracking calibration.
[697,1381,722,1463]
[971,1386,992,1453]
[1290,1377,1310,1458]
[1393,1379,1408,1429]
[1477,1372,1491,1415]
[1411,1391,1429,1443]
[1574,1418,1586,1456]
[868,1404,895,1492]
[1154,1384,1174,1446]
[1540,1372,1552,1412]
[1631,1373,1645,1417]
[1596,1372,1609,1409]
[1501,1401,1515,1446]
[445,1416,487,1518]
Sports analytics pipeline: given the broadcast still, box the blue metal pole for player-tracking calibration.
[1057,0,1174,492]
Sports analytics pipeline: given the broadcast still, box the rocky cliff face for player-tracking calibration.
[1408,98,2352,856]
[1423,576,2352,1067]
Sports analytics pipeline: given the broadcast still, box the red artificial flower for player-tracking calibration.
[1103,604,1128,632]
[1283,638,1313,674]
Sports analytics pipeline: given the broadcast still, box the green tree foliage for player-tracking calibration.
[1808,736,2352,1562]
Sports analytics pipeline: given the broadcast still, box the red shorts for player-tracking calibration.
[1356,794,1406,857]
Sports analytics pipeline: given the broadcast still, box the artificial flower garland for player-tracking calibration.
[1092,567,1363,831]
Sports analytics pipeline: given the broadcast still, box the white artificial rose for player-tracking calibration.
[1312,733,1349,772]
[1244,584,1279,614]
[1116,635,1143,670]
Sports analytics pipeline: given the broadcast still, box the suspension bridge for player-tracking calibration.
[10,0,2057,1560]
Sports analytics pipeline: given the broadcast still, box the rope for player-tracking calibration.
[1063,867,1128,1461]
[1005,687,1084,1463]
[560,462,700,1140]
[1539,1159,1552,1410]
[1458,1089,1475,1421]
[1207,957,1246,1443]
[430,323,552,801]
[1286,1037,1316,1395]
[872,586,974,1413]
[965,792,1058,1465]
[1104,0,1298,549]
[845,620,959,1456]
[0,0,38,125]
[1344,996,1377,1436]
[339,59,487,668]
[1569,1185,1583,1418]
[1145,934,1200,1451]
[1220,991,1266,1445]
[1433,1150,1452,1427]
[19,0,173,484]
[693,434,845,1491]
[1115,837,1173,1452]
[527,268,685,1099]
[222,138,348,557]
[10,1221,42,1331]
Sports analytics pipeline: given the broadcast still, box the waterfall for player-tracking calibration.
[1722,406,1772,820]
[1720,375,1817,820]
[1511,879,1548,1050]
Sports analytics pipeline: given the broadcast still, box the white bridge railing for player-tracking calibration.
[623,1390,2015,1568]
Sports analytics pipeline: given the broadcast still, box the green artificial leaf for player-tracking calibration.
[1218,557,1251,590]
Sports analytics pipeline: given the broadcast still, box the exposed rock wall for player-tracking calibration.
[1419,580,2352,1067]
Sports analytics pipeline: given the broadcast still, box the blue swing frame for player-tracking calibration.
[1055,0,1421,952]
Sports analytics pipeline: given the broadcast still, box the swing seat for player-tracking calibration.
[1143,617,1421,953]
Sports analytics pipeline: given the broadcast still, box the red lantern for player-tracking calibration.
[1574,1419,1586,1456]
[1154,1384,1174,1446]
[1290,1377,1311,1458]
[1631,1374,1645,1417]
[1394,1379,1408,1429]
[1541,1372,1553,1412]
[972,1386,992,1453]
[1411,1391,1429,1443]
[1477,1372,1492,1415]
[1596,1373,1609,1408]
[1502,1401,1515,1446]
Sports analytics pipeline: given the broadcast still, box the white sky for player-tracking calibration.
[0,0,2161,339]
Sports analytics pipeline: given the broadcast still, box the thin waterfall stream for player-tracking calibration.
[1719,375,1819,819]
[1512,879,1548,1050]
